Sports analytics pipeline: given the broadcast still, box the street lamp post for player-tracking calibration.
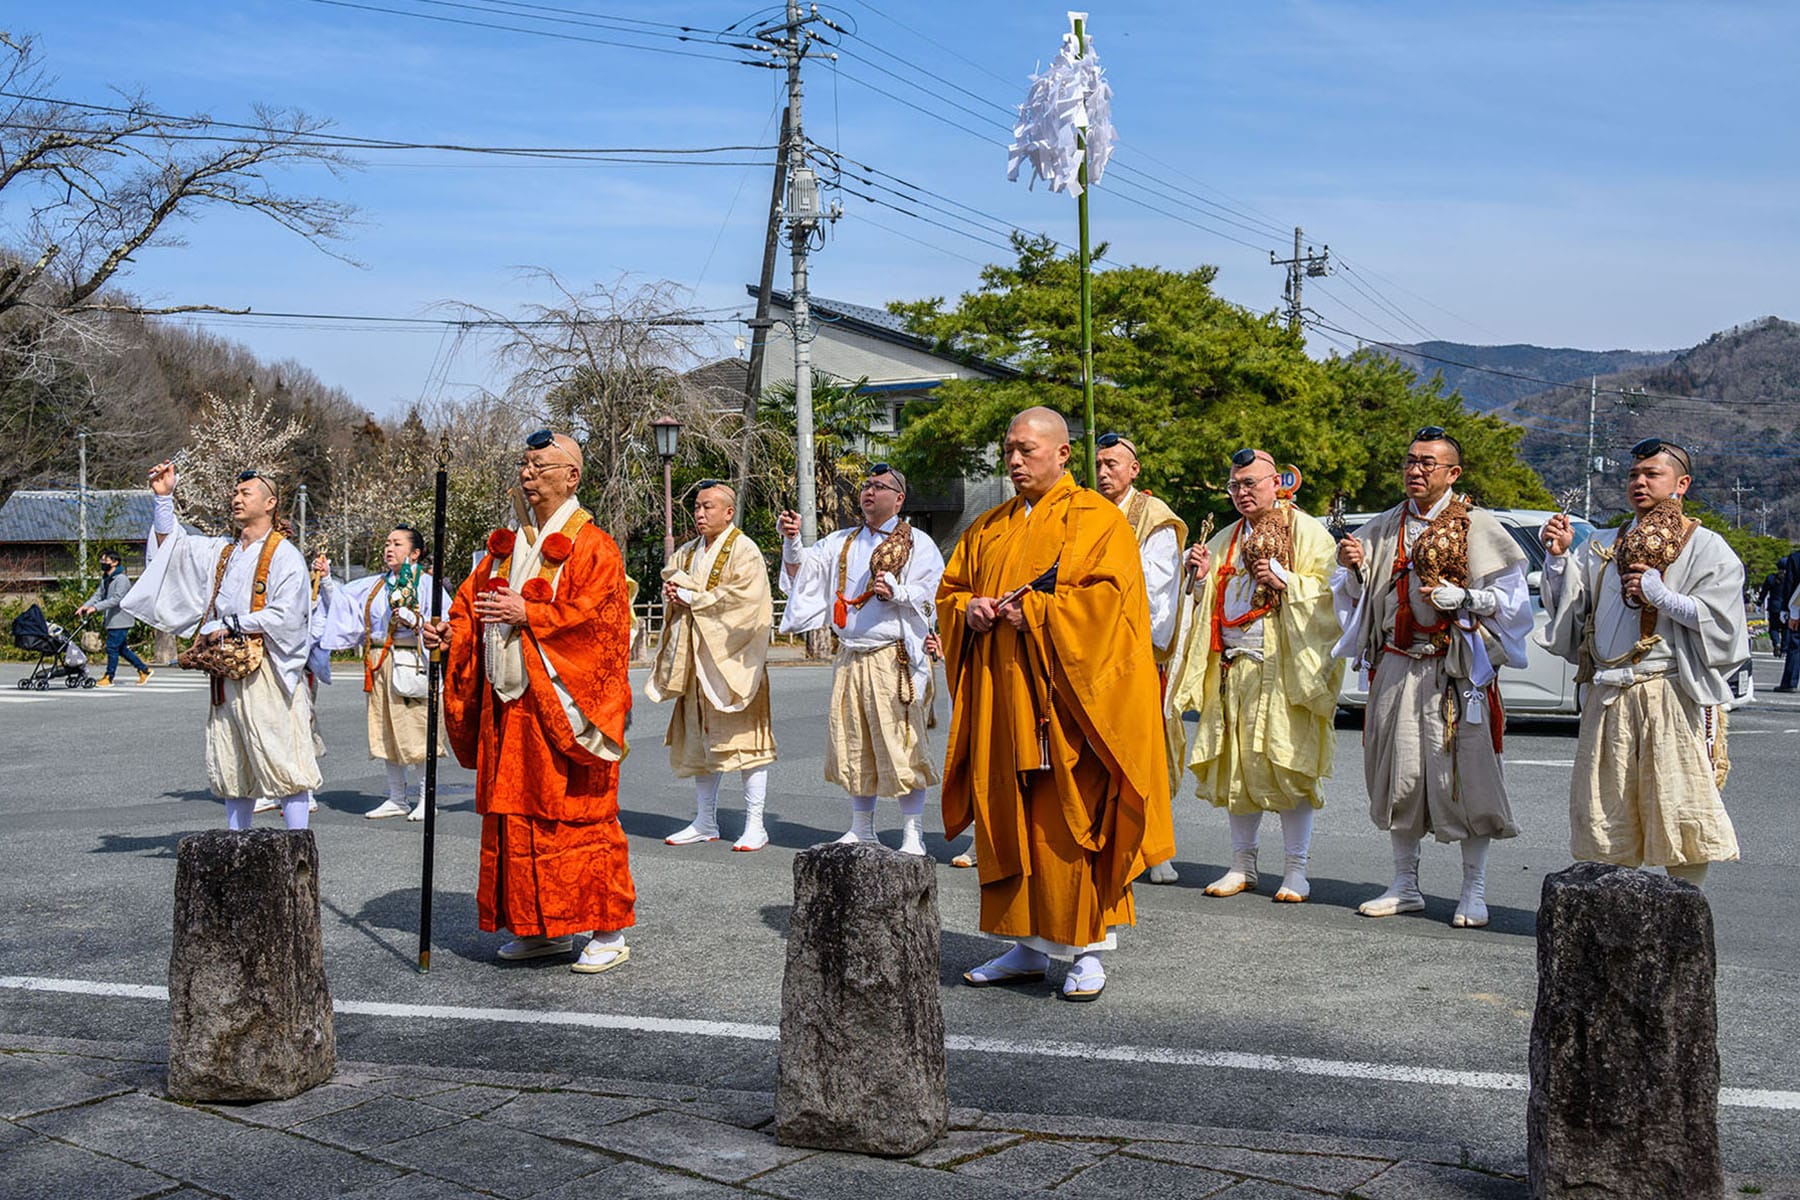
[77,428,89,585]
[652,417,682,560]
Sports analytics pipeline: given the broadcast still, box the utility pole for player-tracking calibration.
[1731,477,1755,528]
[1583,375,1598,520]
[759,1,839,545]
[76,427,89,586]
[736,106,792,521]
[1270,226,1329,334]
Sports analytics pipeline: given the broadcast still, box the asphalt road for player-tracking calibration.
[1,650,1796,1177]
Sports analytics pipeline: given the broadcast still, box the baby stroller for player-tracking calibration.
[10,605,96,690]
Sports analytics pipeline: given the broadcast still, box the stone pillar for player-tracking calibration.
[1527,862,1721,1199]
[168,830,335,1102]
[776,842,947,1156]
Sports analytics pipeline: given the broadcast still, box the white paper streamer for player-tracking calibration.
[1007,12,1117,198]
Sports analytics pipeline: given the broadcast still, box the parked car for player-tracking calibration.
[1333,507,1594,717]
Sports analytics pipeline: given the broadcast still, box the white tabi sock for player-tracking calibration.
[225,798,255,831]
[1275,806,1315,901]
[734,767,770,851]
[281,793,311,831]
[1205,811,1262,896]
[667,774,722,844]
[837,795,877,844]
[897,789,927,856]
[1063,952,1106,998]
[385,760,410,804]
[1360,832,1425,917]
[969,942,1047,982]
[1454,835,1491,928]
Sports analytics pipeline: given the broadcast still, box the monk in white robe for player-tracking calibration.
[647,483,778,851]
[778,465,945,853]
[1539,438,1744,884]
[1332,430,1531,928]
[1170,449,1344,902]
[311,525,442,820]
[124,463,321,830]
[1094,433,1188,885]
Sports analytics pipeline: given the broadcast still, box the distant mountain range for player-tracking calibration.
[1379,341,1679,412]
[1380,319,1800,540]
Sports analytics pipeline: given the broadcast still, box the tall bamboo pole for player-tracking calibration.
[1072,14,1096,488]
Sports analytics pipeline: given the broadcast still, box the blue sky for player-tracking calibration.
[12,1,1797,416]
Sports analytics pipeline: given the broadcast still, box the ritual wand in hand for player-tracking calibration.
[1184,514,1216,595]
[418,434,450,974]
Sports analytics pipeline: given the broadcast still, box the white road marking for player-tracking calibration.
[1505,760,1575,767]
[2,975,1796,1112]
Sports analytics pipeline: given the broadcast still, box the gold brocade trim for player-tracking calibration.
[683,525,741,591]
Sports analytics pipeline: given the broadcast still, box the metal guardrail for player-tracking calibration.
[631,596,806,655]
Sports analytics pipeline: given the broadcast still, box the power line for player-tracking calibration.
[86,306,742,330]
[812,142,1061,251]
[1331,264,1436,342]
[3,93,776,160]
[303,0,765,64]
[1309,281,1405,344]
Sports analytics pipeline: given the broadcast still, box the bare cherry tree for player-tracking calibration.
[0,33,358,507]
[445,273,741,563]
[175,387,305,535]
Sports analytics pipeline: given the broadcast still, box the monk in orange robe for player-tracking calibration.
[424,430,637,975]
[938,406,1172,1002]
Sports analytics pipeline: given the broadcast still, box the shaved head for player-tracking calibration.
[1008,405,1071,446]
[548,433,583,466]
[697,482,736,508]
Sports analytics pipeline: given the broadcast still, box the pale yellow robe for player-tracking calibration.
[1169,508,1344,814]
[646,529,777,775]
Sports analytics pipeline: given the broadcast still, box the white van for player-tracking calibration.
[1333,507,1594,717]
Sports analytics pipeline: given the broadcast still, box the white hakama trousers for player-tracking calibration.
[205,660,324,801]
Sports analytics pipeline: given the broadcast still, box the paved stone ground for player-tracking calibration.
[2,1032,1546,1199]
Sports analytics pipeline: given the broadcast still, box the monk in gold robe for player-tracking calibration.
[938,407,1172,1002]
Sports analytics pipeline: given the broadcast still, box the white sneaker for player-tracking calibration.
[252,797,279,815]
[365,798,410,820]
[407,799,428,823]
[665,822,720,845]
[733,823,769,852]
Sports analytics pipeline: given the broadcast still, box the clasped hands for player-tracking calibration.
[472,585,527,626]
[1182,544,1284,591]
[964,594,1026,633]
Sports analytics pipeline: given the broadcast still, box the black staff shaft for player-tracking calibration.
[418,446,449,972]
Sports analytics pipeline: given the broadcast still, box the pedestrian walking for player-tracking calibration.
[75,549,153,686]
